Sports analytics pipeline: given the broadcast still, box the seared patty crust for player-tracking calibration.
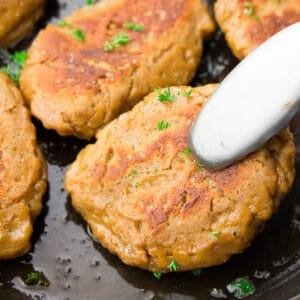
[0,0,46,47]
[65,85,295,272]
[214,0,300,59]
[20,0,215,139]
[0,74,47,260]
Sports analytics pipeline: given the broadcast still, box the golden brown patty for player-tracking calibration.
[20,0,215,139]
[65,85,295,272]
[0,74,47,260]
[214,0,300,59]
[0,0,46,47]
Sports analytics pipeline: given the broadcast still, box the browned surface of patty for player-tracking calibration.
[0,74,47,260]
[65,85,295,272]
[20,0,215,139]
[0,0,46,47]
[214,0,300,59]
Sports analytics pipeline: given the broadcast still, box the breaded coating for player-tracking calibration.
[0,0,46,47]
[20,0,215,139]
[214,0,300,59]
[0,74,47,260]
[65,85,295,272]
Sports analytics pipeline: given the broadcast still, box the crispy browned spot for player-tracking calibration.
[208,164,246,191]
[247,9,300,46]
[89,102,211,233]
[141,186,212,233]
[35,0,187,93]
[95,126,192,182]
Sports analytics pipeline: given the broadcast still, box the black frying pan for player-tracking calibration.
[0,1,299,299]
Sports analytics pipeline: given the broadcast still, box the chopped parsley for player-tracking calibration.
[133,182,140,188]
[1,50,28,84]
[104,33,130,52]
[191,268,203,276]
[58,20,73,27]
[197,162,203,168]
[130,169,138,175]
[244,2,254,16]
[157,120,171,131]
[244,2,261,21]
[211,231,220,238]
[178,88,193,97]
[104,41,115,52]
[72,29,86,41]
[125,22,144,31]
[113,32,129,46]
[12,51,28,67]
[86,0,96,5]
[254,15,261,22]
[156,87,176,102]
[226,276,255,299]
[183,147,191,155]
[153,272,162,279]
[168,259,179,272]
[184,88,193,97]
[2,64,20,84]
[58,21,85,41]
[24,272,49,286]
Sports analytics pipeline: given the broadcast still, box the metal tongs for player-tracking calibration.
[189,22,300,170]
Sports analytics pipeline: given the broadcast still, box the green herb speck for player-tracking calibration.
[104,33,129,52]
[104,41,114,52]
[179,88,193,97]
[226,276,255,299]
[254,15,261,22]
[113,32,129,46]
[24,272,49,287]
[1,50,29,84]
[153,272,162,279]
[58,20,73,28]
[12,51,28,67]
[183,147,191,155]
[72,29,86,41]
[125,22,144,31]
[58,20,67,26]
[211,231,220,238]
[244,2,254,16]
[156,87,176,102]
[168,259,179,272]
[86,0,96,5]
[1,64,21,84]
[157,120,171,131]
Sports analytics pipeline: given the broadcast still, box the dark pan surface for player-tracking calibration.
[0,1,299,299]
